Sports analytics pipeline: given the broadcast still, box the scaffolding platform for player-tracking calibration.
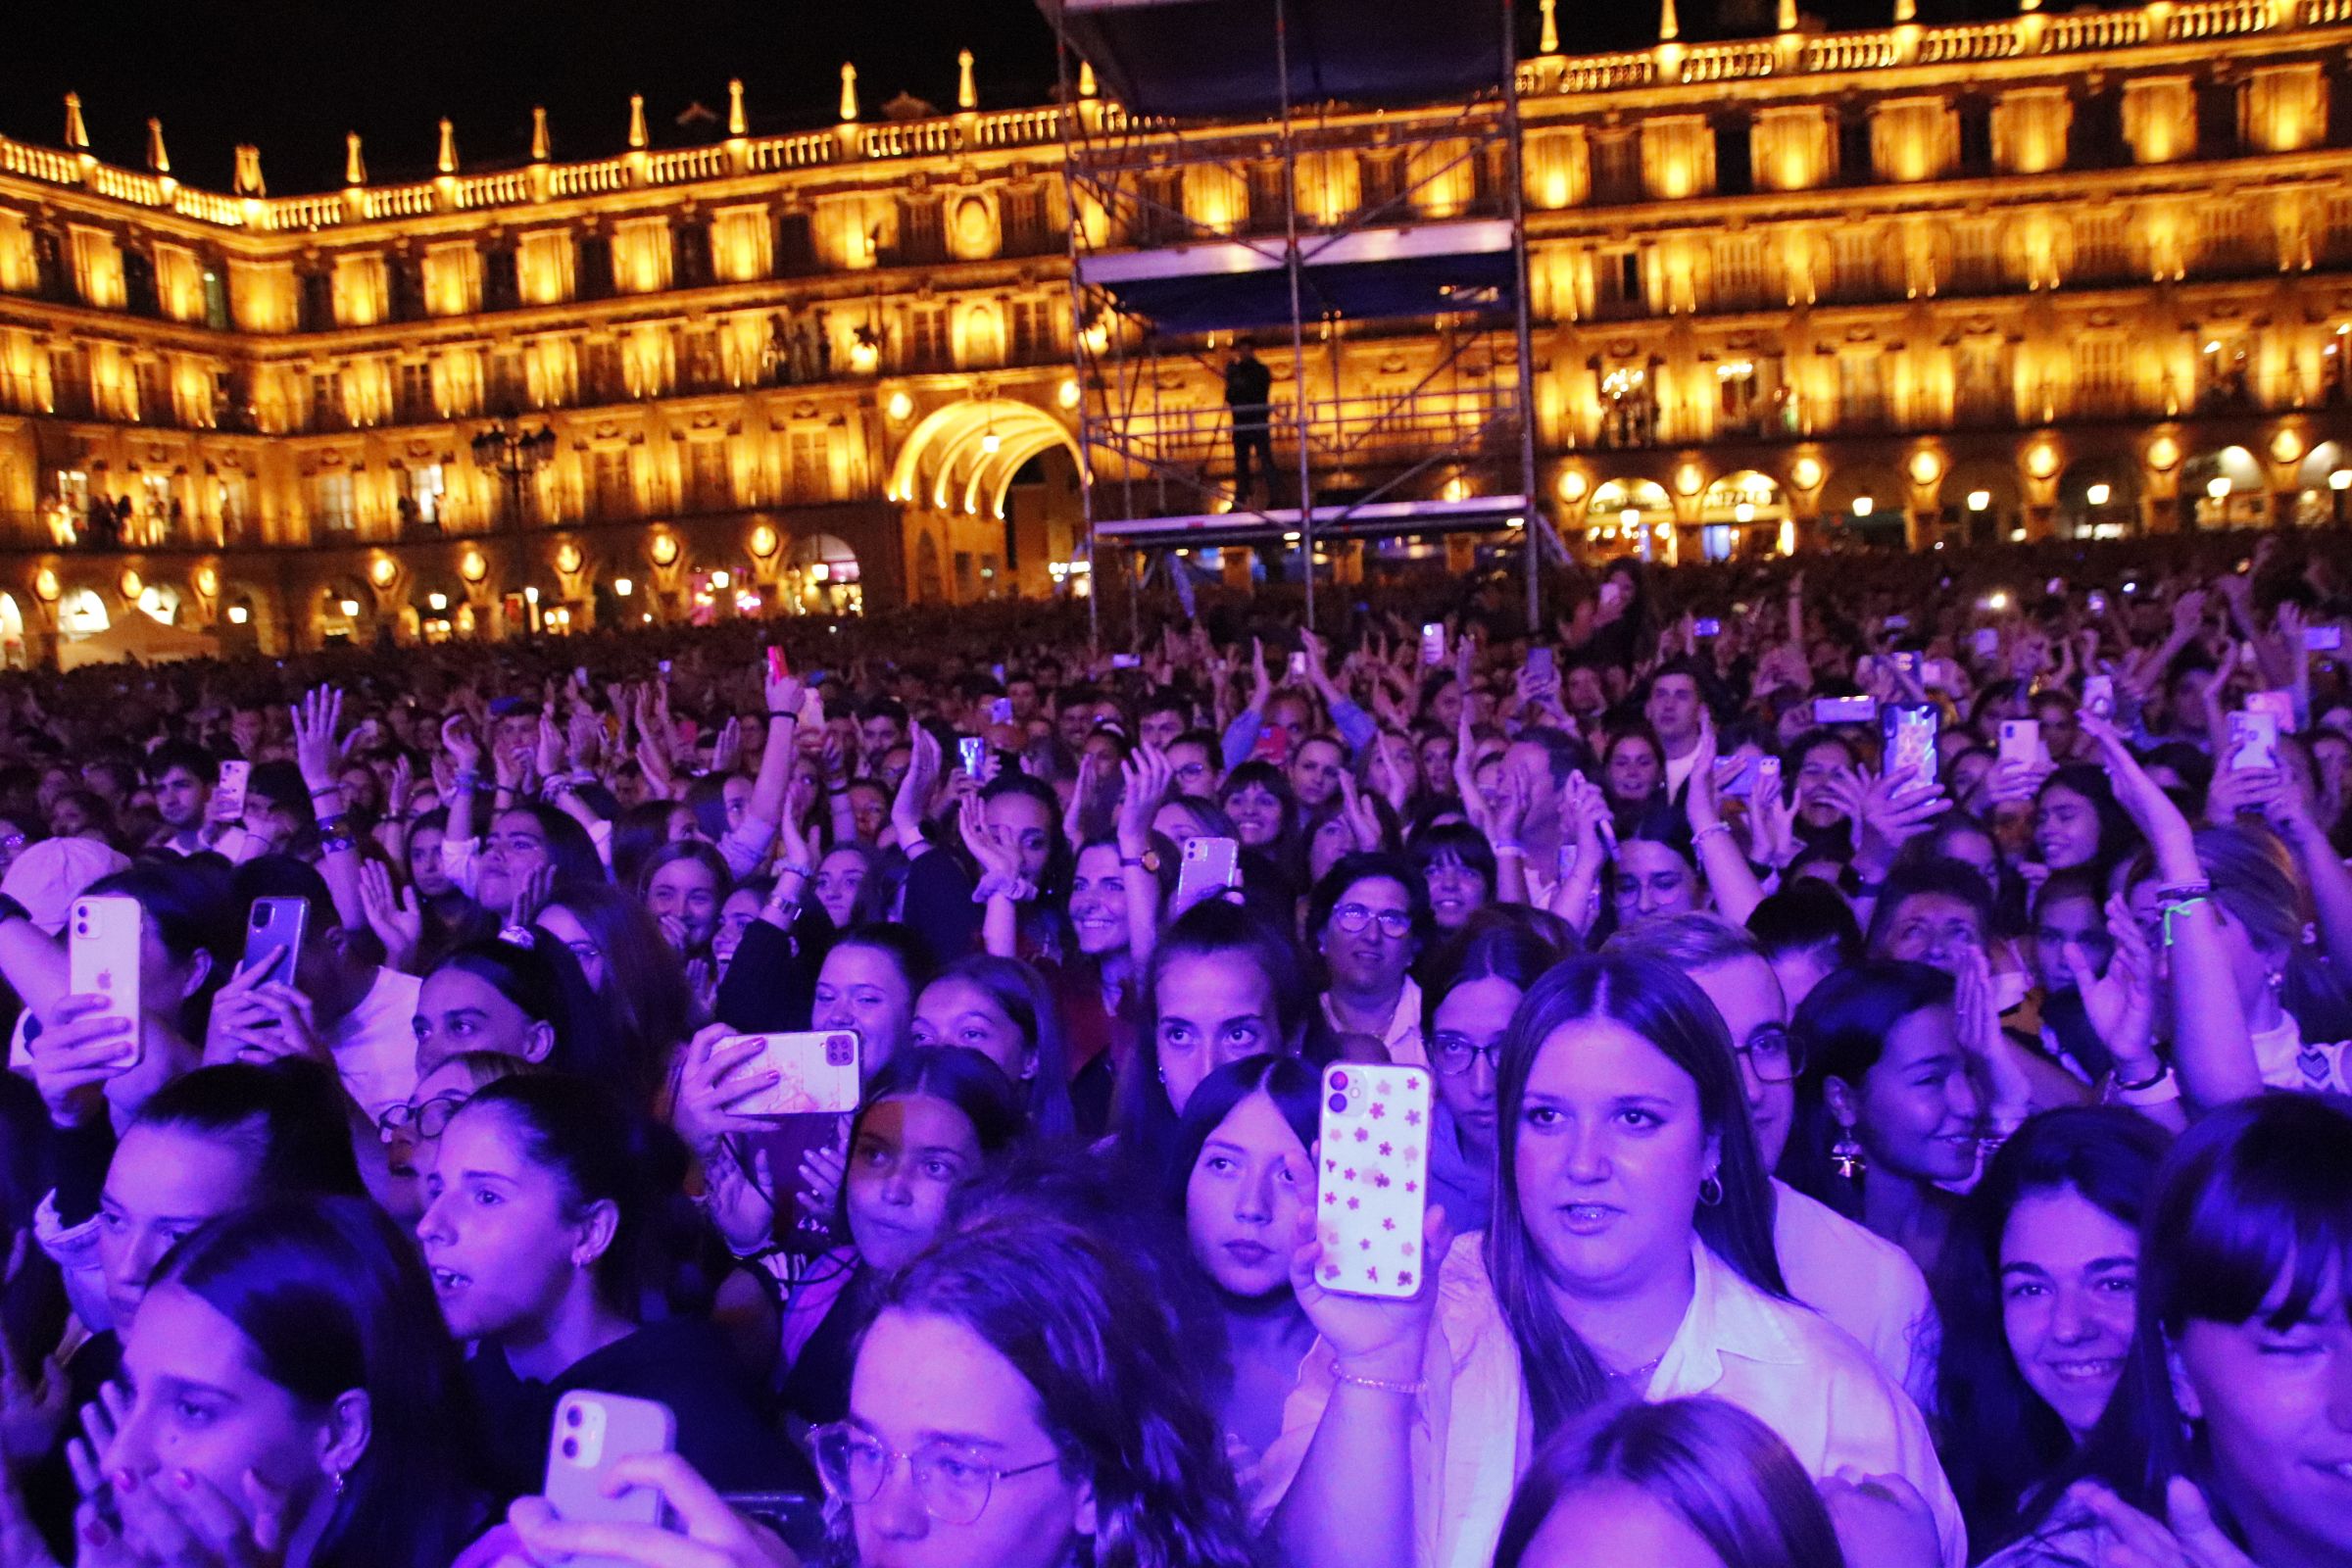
[1096,492,1532,548]
[1076,218,1517,332]
[1040,0,1514,118]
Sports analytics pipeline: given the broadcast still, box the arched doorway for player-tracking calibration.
[1944,459,2023,547]
[1584,478,1673,562]
[2181,445,2265,529]
[2294,439,2348,528]
[1820,460,1907,549]
[316,578,373,648]
[788,533,863,616]
[2056,456,2139,540]
[0,594,23,670]
[1696,470,1788,561]
[889,397,1081,603]
[57,587,109,639]
[134,581,184,626]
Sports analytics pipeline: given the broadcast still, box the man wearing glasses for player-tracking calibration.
[1610,914,1936,1407]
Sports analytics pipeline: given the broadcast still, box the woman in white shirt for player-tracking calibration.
[1264,952,1966,1568]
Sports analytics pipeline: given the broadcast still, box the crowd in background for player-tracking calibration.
[0,524,2344,1568]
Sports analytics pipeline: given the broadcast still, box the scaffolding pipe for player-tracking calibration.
[1501,0,1544,630]
[1276,0,1317,632]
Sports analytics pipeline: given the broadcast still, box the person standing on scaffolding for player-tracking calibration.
[1224,341,1276,506]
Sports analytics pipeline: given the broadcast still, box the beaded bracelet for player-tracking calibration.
[1332,1368,1427,1397]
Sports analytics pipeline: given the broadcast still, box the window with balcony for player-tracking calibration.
[1002,184,1055,256]
[1595,250,1645,319]
[311,471,356,533]
[1837,353,1886,431]
[790,428,830,502]
[906,304,950,372]
[592,449,634,518]
[1955,341,2012,425]
[2076,336,2130,417]
[397,362,433,424]
[774,212,817,275]
[310,370,343,431]
[687,440,732,513]
[897,197,946,266]
[1712,236,1768,313]
[298,270,334,332]
[1010,298,1056,363]
[2074,212,2130,284]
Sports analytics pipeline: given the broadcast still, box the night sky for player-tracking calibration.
[1,0,2013,195]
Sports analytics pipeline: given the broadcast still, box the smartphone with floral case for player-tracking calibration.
[1315,1062,1433,1300]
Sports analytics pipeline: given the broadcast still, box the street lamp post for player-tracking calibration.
[470,420,557,633]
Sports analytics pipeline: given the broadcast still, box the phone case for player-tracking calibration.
[990,698,1014,725]
[214,760,250,817]
[241,896,308,981]
[1882,706,1938,791]
[2083,676,2115,720]
[1316,1064,1433,1299]
[1998,720,2042,767]
[70,897,142,1058]
[957,737,988,776]
[1176,837,1241,907]
[1420,624,1446,666]
[1756,757,1783,801]
[724,1032,861,1117]
[545,1390,675,1565]
[2229,710,2279,771]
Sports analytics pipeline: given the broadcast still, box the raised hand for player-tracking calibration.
[535,712,565,781]
[1289,1185,1450,1385]
[1337,770,1385,853]
[959,795,1020,885]
[357,860,424,973]
[1117,744,1173,853]
[504,1451,799,1568]
[289,685,344,795]
[24,994,137,1128]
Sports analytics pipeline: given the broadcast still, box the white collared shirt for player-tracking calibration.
[1252,1234,1967,1568]
[1321,974,1425,1069]
[1773,1176,1940,1410]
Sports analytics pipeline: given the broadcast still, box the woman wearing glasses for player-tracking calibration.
[1611,915,1937,1404]
[1309,853,1432,1067]
[1420,912,1570,1234]
[371,1050,537,1224]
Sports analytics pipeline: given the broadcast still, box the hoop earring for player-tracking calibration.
[1698,1172,1724,1206]
[1832,1128,1866,1182]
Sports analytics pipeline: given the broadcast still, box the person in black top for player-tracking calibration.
[1224,343,1276,507]
[416,1073,809,1499]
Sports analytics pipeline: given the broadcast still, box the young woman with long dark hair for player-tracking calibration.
[1984,1094,2352,1567]
[1267,954,1965,1568]
[69,1196,489,1568]
[1932,1105,2171,1547]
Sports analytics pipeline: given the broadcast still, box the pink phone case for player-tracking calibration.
[725,1032,861,1117]
[1316,1063,1433,1300]
[70,897,142,1058]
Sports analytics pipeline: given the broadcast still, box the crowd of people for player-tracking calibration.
[0,524,2345,1568]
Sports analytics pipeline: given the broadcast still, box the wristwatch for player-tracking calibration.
[1122,847,1161,873]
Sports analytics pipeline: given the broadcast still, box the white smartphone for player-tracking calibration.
[1812,696,1875,725]
[2083,675,2115,721]
[957,736,987,777]
[1174,836,1242,910]
[2230,710,2280,771]
[70,896,143,1060]
[1755,755,1783,802]
[1315,1062,1433,1299]
[1971,627,2001,659]
[989,698,1014,726]
[2246,690,2296,732]
[215,760,250,818]
[1882,705,1938,792]
[1998,719,2043,768]
[544,1390,675,1562]
[1420,622,1446,667]
[1110,654,1141,669]
[2306,625,2344,653]
[717,1032,861,1117]
[1287,652,1308,679]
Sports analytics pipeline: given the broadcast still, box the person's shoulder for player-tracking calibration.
[1774,1179,1931,1304]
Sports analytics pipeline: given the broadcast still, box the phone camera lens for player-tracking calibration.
[561,1437,578,1459]
[1329,1071,1348,1091]
[564,1405,584,1428]
[1328,1093,1348,1113]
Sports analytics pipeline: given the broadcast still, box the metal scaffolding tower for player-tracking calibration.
[1040,0,1552,641]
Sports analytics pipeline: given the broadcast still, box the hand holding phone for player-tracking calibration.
[70,897,143,1056]
[2229,710,2280,771]
[1420,622,1446,667]
[544,1391,676,1557]
[1315,1064,1433,1298]
[1174,837,1242,913]
[241,897,309,984]
[214,760,250,820]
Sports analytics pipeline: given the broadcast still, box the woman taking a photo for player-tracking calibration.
[1266,953,1964,1568]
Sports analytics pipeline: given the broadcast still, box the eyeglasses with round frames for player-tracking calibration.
[1330,903,1413,939]
[375,1091,471,1143]
[809,1423,1061,1525]
[1429,1035,1502,1076]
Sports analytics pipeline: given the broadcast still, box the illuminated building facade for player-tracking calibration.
[2,0,2351,656]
